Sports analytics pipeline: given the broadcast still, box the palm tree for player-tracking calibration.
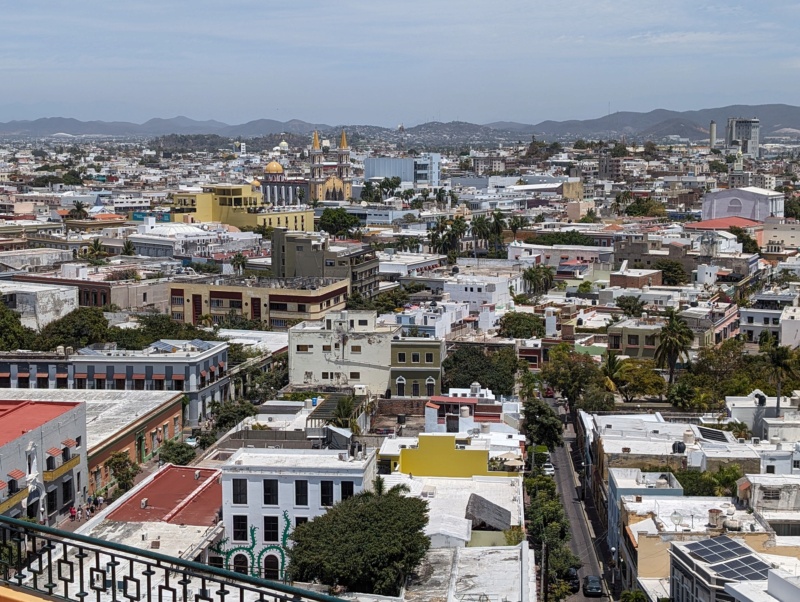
[489,210,507,253]
[230,252,247,275]
[448,216,468,254]
[121,239,136,256]
[87,238,106,259]
[508,215,529,241]
[655,310,694,386]
[359,476,410,499]
[522,264,555,295]
[470,215,491,257]
[764,343,798,417]
[329,396,361,435]
[601,352,622,392]
[68,200,89,220]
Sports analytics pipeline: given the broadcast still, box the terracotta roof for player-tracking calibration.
[685,216,762,230]
[62,438,77,448]
[7,469,25,480]
[0,481,7,491]
[46,447,62,457]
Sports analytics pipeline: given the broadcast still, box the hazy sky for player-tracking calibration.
[1,0,797,126]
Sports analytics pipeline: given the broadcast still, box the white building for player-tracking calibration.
[702,187,784,221]
[0,281,79,331]
[288,310,400,393]
[218,447,377,580]
[443,275,516,313]
[388,300,470,338]
[726,569,800,602]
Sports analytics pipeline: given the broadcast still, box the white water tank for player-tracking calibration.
[770,436,781,446]
[683,429,696,445]
[460,406,471,418]
[481,422,491,435]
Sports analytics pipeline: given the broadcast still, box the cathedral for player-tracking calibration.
[309,129,352,202]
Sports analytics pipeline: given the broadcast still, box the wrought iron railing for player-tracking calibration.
[0,516,342,602]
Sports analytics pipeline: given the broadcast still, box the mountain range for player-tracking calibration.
[1,104,800,142]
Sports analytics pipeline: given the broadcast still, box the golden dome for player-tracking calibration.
[264,160,284,174]
[251,179,261,186]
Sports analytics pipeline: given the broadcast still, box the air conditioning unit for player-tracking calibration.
[140,498,148,509]
[194,470,200,480]
[456,445,466,450]
[752,438,761,445]
[738,438,746,444]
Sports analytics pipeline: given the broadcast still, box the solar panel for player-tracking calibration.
[151,341,177,353]
[189,338,213,351]
[78,347,103,355]
[697,426,730,442]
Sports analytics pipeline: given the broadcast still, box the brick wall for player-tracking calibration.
[379,398,427,416]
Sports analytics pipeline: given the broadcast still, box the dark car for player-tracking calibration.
[582,575,604,597]
[566,568,580,593]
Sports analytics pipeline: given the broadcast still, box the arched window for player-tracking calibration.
[726,197,743,215]
[426,377,436,397]
[232,554,248,575]
[396,377,405,397]
[412,381,420,397]
[263,555,280,580]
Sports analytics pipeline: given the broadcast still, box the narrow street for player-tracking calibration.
[551,421,607,601]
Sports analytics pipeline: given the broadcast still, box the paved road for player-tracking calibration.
[552,423,605,602]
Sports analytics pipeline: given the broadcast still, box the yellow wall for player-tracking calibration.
[398,434,516,478]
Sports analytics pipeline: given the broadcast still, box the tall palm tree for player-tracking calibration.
[121,239,136,256]
[329,396,361,435]
[88,238,106,259]
[655,310,694,386]
[601,352,622,392]
[448,216,468,253]
[490,210,507,253]
[508,215,529,241]
[68,200,89,220]
[359,476,410,499]
[230,252,247,275]
[470,215,491,257]
[523,264,555,295]
[765,343,798,417]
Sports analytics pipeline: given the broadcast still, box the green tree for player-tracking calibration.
[35,307,109,350]
[158,439,197,466]
[616,295,646,318]
[288,479,430,596]
[87,238,106,259]
[522,397,564,451]
[601,352,623,392]
[319,207,360,237]
[230,252,247,275]
[610,142,628,157]
[508,215,529,241]
[210,399,257,431]
[498,312,545,339]
[573,139,588,150]
[329,396,361,435]
[621,590,648,602]
[728,226,760,254]
[470,214,491,255]
[763,340,799,416]
[653,259,689,285]
[105,451,141,492]
[0,303,35,352]
[616,359,665,403]
[442,346,524,396]
[579,384,616,412]
[655,310,694,385]
[121,239,136,256]
[577,280,593,294]
[489,210,507,253]
[523,264,555,295]
[540,344,603,406]
[625,197,666,217]
[68,200,89,219]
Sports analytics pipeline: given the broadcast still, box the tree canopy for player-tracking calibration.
[288,480,430,596]
[157,440,197,466]
[540,344,603,406]
[319,208,360,237]
[498,312,545,339]
[105,451,141,492]
[442,345,525,396]
[653,259,689,286]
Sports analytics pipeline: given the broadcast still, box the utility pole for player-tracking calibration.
[541,541,549,602]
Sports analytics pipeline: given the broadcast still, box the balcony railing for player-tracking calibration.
[0,516,342,602]
[43,455,81,482]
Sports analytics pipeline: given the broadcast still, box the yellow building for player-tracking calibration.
[172,183,313,231]
[393,434,517,479]
[309,130,353,202]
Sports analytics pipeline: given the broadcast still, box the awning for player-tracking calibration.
[219,362,225,369]
[46,448,62,457]
[200,370,207,377]
[0,481,7,491]
[56,373,68,378]
[36,372,48,378]
[0,373,9,378]
[94,374,106,379]
[8,469,25,480]
[209,365,216,371]
[16,372,29,378]
[152,374,166,380]
[62,439,77,448]
[172,375,185,381]
[132,374,145,380]
[113,373,126,380]
[62,475,73,483]
[74,373,87,379]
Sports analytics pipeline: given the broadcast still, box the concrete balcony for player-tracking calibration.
[0,488,29,514]
[43,454,80,482]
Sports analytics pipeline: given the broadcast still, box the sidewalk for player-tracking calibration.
[54,455,163,533]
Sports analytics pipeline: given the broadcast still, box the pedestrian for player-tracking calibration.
[87,494,93,508]
[97,495,104,508]
[69,506,76,522]
[77,506,83,522]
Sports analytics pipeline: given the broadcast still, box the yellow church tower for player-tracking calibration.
[309,130,352,202]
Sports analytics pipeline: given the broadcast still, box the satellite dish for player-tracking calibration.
[361,201,368,207]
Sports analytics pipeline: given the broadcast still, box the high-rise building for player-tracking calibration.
[725,117,760,158]
[709,120,717,148]
[364,153,442,189]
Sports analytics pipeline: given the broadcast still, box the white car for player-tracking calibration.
[184,436,200,448]
[542,462,555,476]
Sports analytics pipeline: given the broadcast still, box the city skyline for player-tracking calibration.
[1,0,799,126]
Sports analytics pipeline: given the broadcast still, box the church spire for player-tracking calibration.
[339,129,348,149]
[312,130,320,151]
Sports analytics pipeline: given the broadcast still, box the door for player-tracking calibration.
[192,295,203,324]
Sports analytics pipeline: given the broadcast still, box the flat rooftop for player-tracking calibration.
[623,496,766,533]
[107,465,220,524]
[214,329,288,354]
[0,400,78,447]
[0,389,182,450]
[0,280,76,293]
[224,448,375,474]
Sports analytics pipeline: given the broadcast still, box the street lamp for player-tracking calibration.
[610,547,616,588]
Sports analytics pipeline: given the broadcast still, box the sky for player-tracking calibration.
[1,0,798,127]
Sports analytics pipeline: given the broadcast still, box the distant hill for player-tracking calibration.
[484,104,800,139]
[638,118,709,141]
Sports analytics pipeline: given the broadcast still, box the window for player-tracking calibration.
[358,319,368,326]
[412,381,420,397]
[298,304,306,313]
[321,481,334,507]
[341,481,354,500]
[322,372,329,379]
[644,335,656,347]
[349,372,360,380]
[322,345,331,352]
[295,517,308,527]
[263,516,279,542]
[76,436,82,449]
[397,352,406,363]
[747,316,754,324]
[232,554,248,575]
[425,352,434,363]
[232,479,248,504]
[426,378,435,397]
[794,460,800,470]
[351,345,362,353]
[412,353,420,363]
[208,557,224,569]
[396,377,406,397]
[46,489,57,513]
[296,344,311,352]
[763,488,781,501]
[263,555,280,580]
[295,480,308,506]
[46,456,56,471]
[263,479,278,505]
[766,465,776,474]
[627,335,640,346]
[232,516,248,541]
[62,479,73,505]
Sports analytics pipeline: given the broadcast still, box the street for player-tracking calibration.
[551,421,609,602]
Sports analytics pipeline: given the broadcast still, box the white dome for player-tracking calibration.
[148,223,208,237]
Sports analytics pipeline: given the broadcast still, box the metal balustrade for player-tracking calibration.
[0,516,342,602]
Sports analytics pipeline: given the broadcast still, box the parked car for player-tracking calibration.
[184,436,199,448]
[582,575,604,597]
[566,568,580,593]
[542,462,555,476]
